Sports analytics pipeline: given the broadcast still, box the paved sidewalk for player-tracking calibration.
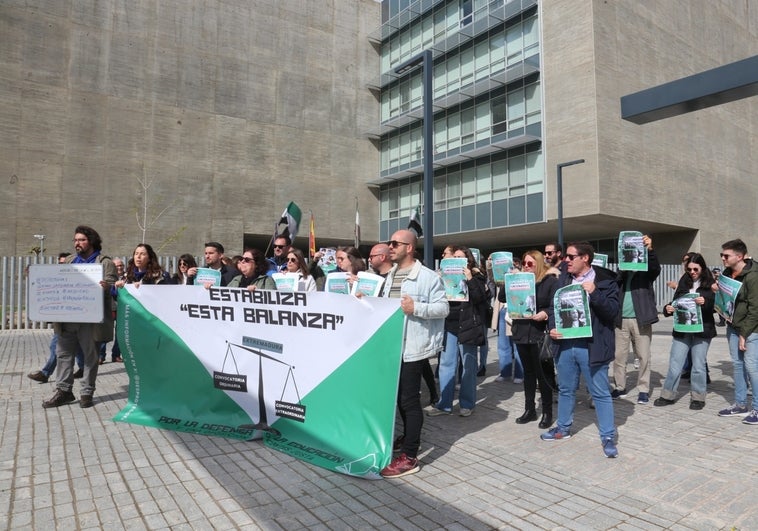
[1,323,756,530]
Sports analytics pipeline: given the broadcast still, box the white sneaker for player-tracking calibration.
[459,408,473,417]
[633,357,640,369]
[513,378,524,384]
[495,376,506,382]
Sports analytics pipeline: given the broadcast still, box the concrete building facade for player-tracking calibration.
[1,1,381,258]
[2,1,756,264]
[373,0,757,263]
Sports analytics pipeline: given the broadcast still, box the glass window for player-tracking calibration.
[434,174,447,209]
[447,171,461,208]
[492,159,507,200]
[507,87,525,129]
[460,0,473,28]
[476,165,491,202]
[460,46,475,87]
[475,102,490,141]
[491,95,507,135]
[461,166,476,205]
[508,154,525,195]
[474,40,490,79]
[490,31,505,74]
[433,63,447,99]
[523,16,538,52]
[461,107,475,146]
[447,113,461,150]
[434,117,447,154]
[505,24,523,67]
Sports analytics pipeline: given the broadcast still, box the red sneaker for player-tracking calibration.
[380,453,419,478]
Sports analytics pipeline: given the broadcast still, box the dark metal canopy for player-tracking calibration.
[621,55,758,124]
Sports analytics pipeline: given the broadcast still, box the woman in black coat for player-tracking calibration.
[511,250,559,428]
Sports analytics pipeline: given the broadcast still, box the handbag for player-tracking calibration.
[538,331,555,361]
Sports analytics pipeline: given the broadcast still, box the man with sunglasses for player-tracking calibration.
[716,239,758,423]
[268,235,291,273]
[379,230,449,478]
[611,234,661,405]
[542,242,620,458]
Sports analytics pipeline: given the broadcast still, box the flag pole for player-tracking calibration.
[264,222,278,257]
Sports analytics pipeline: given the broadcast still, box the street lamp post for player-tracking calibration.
[395,50,434,267]
[33,234,45,258]
[556,159,585,250]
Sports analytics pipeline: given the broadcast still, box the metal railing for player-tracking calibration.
[0,255,182,331]
[1,255,687,331]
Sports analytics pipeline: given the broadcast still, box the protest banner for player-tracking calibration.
[114,286,404,479]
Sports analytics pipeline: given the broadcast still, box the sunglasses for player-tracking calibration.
[387,240,410,248]
[523,260,536,267]
[239,257,254,263]
[273,245,286,249]
[369,254,382,259]
[544,251,556,256]
[720,253,734,259]
[564,254,582,261]
[686,267,701,272]
[287,257,298,263]
[178,262,187,266]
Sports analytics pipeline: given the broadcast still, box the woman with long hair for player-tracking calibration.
[284,248,317,292]
[655,253,716,410]
[116,244,172,287]
[172,254,197,285]
[429,246,489,417]
[335,246,367,275]
[228,248,276,290]
[511,250,559,428]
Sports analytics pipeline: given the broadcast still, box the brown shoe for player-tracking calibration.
[80,395,94,408]
[113,356,123,363]
[73,368,84,379]
[42,389,76,408]
[27,370,49,383]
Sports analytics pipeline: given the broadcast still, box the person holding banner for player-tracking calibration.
[42,226,118,409]
[715,239,758,423]
[542,242,620,458]
[228,249,276,290]
[283,248,316,292]
[115,244,172,288]
[655,254,716,410]
[380,230,449,478]
[511,251,559,428]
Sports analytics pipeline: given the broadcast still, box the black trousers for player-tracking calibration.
[397,359,424,458]
[516,342,556,413]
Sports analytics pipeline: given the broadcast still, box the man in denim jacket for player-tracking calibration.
[380,229,449,478]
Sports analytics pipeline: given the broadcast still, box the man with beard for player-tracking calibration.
[42,226,118,409]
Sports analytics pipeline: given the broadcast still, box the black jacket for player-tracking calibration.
[663,274,717,339]
[512,275,559,344]
[445,270,488,346]
[615,249,661,327]
[550,266,620,367]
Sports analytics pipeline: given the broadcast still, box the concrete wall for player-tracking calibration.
[541,0,757,261]
[0,1,381,258]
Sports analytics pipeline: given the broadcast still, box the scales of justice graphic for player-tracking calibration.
[213,341,306,436]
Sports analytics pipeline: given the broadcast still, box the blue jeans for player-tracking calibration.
[478,324,488,371]
[555,343,615,440]
[498,308,523,379]
[726,325,758,410]
[438,332,478,410]
[661,335,710,401]
[41,334,83,377]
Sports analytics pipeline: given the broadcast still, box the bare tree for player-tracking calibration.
[135,164,175,244]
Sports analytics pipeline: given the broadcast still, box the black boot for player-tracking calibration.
[515,410,537,424]
[538,411,553,429]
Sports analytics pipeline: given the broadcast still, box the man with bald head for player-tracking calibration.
[379,230,449,478]
[369,243,393,278]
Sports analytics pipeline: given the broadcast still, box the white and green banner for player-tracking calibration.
[114,285,404,479]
